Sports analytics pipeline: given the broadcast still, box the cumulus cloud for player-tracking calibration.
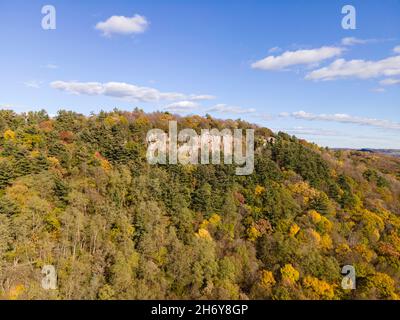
[207,104,256,115]
[50,81,199,102]
[251,46,343,70]
[164,101,199,113]
[283,110,400,131]
[95,14,148,36]
[393,45,400,54]
[52,81,105,95]
[305,55,400,81]
[51,81,216,104]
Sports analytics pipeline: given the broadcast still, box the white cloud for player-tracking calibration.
[251,46,343,70]
[284,110,400,131]
[188,94,216,101]
[379,78,400,86]
[305,55,400,81]
[393,45,400,54]
[164,101,199,113]
[51,81,104,95]
[207,104,256,115]
[341,37,373,46]
[95,14,148,36]
[24,80,42,89]
[50,81,197,102]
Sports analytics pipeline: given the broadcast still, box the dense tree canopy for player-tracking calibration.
[0,109,399,300]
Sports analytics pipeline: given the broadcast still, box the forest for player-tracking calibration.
[0,108,399,300]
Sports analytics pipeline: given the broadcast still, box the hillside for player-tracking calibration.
[334,149,400,158]
[0,109,399,300]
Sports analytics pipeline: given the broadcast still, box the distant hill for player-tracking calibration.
[333,148,400,157]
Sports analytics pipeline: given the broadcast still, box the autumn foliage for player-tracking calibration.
[0,109,399,300]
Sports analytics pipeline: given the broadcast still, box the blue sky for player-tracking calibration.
[0,0,399,148]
